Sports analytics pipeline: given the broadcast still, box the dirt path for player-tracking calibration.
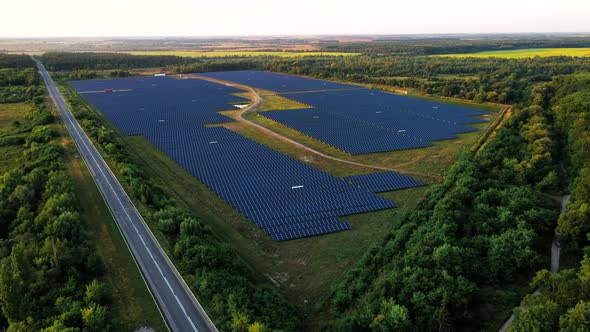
[188,74,439,180]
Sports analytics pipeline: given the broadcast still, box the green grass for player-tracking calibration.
[437,47,590,58]
[0,103,30,127]
[126,50,358,58]
[0,145,22,174]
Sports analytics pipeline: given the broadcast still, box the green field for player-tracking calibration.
[126,50,358,58]
[438,47,590,58]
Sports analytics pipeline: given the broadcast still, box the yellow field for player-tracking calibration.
[126,50,358,58]
[438,48,590,58]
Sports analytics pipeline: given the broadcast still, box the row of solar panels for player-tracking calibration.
[262,89,485,154]
[70,75,425,241]
[193,71,487,155]
[199,70,358,93]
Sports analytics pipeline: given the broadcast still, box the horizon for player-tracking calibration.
[3,0,590,38]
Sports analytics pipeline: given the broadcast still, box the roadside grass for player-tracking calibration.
[51,98,167,331]
[257,94,311,111]
[436,47,590,58]
[125,50,358,58]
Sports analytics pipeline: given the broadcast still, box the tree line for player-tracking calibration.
[0,54,44,103]
[318,37,590,55]
[168,55,590,105]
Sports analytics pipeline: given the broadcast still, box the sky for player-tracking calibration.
[2,0,590,37]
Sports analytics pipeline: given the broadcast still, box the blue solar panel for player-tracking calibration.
[344,171,426,193]
[70,76,399,241]
[199,70,359,93]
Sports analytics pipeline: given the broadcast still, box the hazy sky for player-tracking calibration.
[2,0,589,37]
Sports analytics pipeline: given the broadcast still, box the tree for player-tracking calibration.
[560,301,590,332]
[509,300,560,332]
[85,280,111,305]
[370,298,411,332]
[81,304,110,332]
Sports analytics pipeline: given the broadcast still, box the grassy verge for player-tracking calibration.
[51,100,167,331]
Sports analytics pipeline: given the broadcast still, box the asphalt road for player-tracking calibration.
[34,59,216,332]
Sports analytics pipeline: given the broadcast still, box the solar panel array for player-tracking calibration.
[196,71,487,155]
[344,171,426,193]
[261,89,487,154]
[70,76,399,241]
[199,70,359,92]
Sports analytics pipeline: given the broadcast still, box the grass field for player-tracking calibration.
[126,50,358,58]
[438,47,590,58]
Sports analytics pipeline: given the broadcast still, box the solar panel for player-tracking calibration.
[344,171,426,193]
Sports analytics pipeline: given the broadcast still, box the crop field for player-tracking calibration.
[70,76,423,242]
[438,47,590,58]
[125,50,358,58]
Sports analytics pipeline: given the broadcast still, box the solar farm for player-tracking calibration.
[70,71,486,242]
[202,71,488,154]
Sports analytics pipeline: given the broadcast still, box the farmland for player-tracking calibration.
[125,50,358,58]
[438,47,590,58]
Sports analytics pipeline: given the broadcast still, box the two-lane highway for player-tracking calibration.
[34,59,217,332]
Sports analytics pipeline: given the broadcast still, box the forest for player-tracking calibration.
[0,55,114,331]
[318,36,590,55]
[320,74,590,331]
